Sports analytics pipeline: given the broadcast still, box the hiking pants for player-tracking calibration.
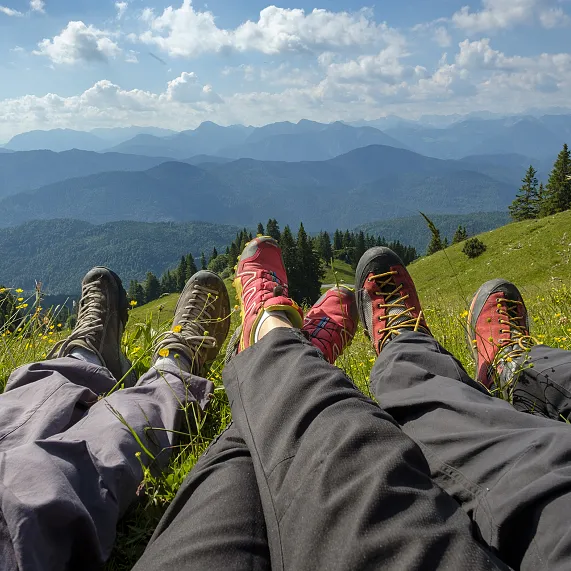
[0,357,213,571]
[135,328,510,571]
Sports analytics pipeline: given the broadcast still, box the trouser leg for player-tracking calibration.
[371,331,571,571]
[133,422,271,571]
[511,344,571,420]
[0,361,212,571]
[222,328,507,571]
[0,358,117,451]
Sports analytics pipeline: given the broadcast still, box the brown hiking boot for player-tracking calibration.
[467,279,536,397]
[355,247,430,355]
[153,271,230,375]
[47,267,136,385]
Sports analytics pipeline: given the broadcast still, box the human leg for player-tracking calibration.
[136,284,360,571]
[0,269,229,571]
[218,237,507,570]
[356,248,571,571]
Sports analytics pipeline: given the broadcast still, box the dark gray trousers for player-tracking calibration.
[135,329,510,570]
[373,333,571,570]
[0,358,213,571]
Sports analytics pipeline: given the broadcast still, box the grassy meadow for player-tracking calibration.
[1,210,571,568]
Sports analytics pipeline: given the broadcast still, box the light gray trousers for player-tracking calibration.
[0,357,213,571]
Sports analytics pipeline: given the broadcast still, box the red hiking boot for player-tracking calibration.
[303,286,358,364]
[467,279,535,394]
[234,236,303,351]
[355,247,430,355]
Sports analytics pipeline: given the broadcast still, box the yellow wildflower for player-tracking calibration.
[17,297,23,302]
[15,289,23,294]
[158,348,169,358]
[173,325,182,333]
[57,323,62,328]
[130,300,138,307]
[460,310,469,318]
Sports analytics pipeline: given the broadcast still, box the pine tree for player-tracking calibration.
[333,229,343,251]
[161,270,176,294]
[186,253,198,278]
[143,272,161,303]
[317,231,333,262]
[228,242,239,268]
[177,256,187,291]
[266,219,281,241]
[280,225,298,297]
[352,231,367,269]
[509,165,540,221]
[452,225,468,244]
[127,280,146,306]
[421,213,445,256]
[295,223,322,304]
[541,144,571,215]
[210,247,218,262]
[257,222,265,236]
[200,252,207,270]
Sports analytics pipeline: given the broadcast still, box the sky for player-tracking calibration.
[1,0,571,141]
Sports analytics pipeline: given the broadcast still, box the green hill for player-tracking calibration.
[356,212,510,254]
[409,209,571,304]
[0,219,240,294]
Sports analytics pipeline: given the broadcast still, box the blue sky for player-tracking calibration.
[1,0,571,141]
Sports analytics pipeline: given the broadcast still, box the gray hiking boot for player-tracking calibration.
[153,271,230,375]
[47,267,136,386]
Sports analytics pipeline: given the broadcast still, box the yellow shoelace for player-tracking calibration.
[369,271,426,351]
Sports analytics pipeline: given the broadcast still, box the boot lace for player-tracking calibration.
[155,283,219,360]
[496,297,536,359]
[47,279,106,360]
[369,271,426,351]
[492,297,537,399]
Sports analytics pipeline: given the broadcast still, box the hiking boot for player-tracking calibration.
[467,279,535,395]
[234,236,303,351]
[355,247,430,355]
[153,271,230,375]
[47,267,136,385]
[303,286,358,364]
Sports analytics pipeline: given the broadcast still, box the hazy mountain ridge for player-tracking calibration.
[3,112,570,165]
[0,145,514,230]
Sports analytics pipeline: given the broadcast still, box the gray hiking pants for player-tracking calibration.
[0,357,213,571]
[136,330,571,571]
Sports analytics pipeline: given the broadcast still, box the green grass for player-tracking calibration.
[322,259,354,285]
[2,210,571,569]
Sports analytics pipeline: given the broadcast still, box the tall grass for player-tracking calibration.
[1,261,571,569]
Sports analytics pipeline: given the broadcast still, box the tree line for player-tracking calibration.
[509,143,571,221]
[128,219,418,307]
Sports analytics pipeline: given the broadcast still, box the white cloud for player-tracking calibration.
[138,0,393,57]
[30,0,44,13]
[125,50,138,63]
[2,38,571,141]
[539,7,571,28]
[115,1,127,20]
[34,21,121,64]
[0,5,23,16]
[434,27,452,48]
[325,45,427,87]
[165,71,222,103]
[451,0,569,32]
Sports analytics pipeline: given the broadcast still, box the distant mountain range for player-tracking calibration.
[2,113,569,164]
[0,145,515,230]
[5,126,177,152]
